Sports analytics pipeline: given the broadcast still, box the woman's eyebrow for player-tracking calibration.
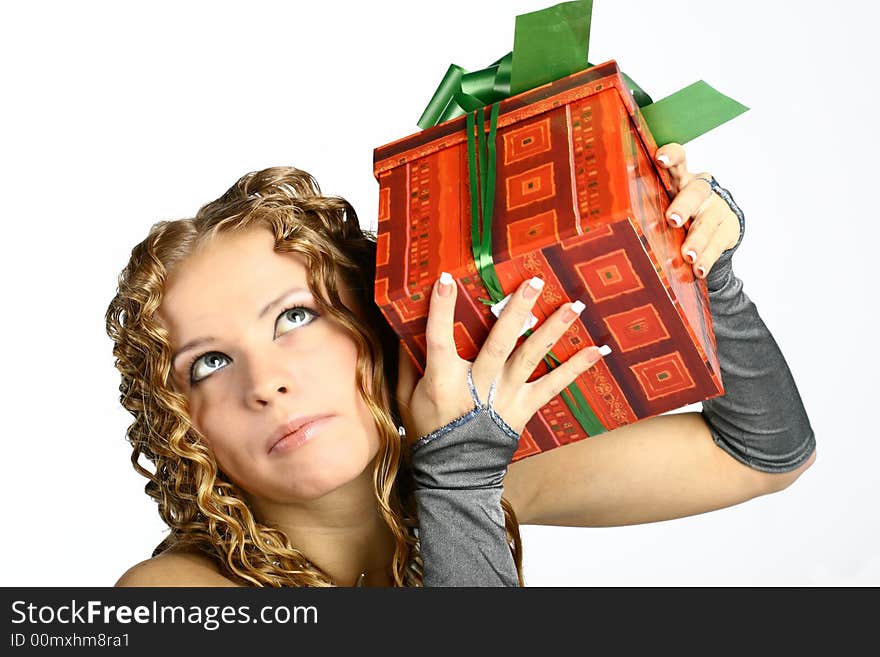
[257,286,311,319]
[171,286,312,369]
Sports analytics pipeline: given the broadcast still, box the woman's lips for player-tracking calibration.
[269,416,334,455]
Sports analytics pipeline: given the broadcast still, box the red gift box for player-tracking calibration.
[373,60,723,462]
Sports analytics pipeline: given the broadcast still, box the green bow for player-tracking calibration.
[418,0,747,145]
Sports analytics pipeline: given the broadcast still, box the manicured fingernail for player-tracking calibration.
[684,249,697,264]
[438,271,453,297]
[696,265,707,278]
[523,276,545,300]
[597,344,612,356]
[562,300,585,322]
[669,213,684,228]
[657,154,670,166]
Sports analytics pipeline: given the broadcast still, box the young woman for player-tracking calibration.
[106,143,816,587]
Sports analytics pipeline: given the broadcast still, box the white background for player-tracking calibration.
[1,0,876,586]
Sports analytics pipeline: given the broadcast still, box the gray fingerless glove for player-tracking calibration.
[410,367,521,587]
[701,178,816,472]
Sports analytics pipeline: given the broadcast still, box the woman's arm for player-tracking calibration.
[504,412,814,528]
[410,397,520,587]
[503,145,816,527]
[397,275,608,586]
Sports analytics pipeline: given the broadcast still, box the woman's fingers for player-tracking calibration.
[655,143,690,192]
[505,299,586,385]
[404,272,474,441]
[656,150,742,278]
[472,277,545,386]
[681,198,742,278]
[665,175,713,229]
[680,208,725,272]
[690,226,728,279]
[525,345,607,411]
[423,272,459,376]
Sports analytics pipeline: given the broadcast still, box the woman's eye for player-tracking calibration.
[188,306,319,386]
[190,352,229,384]
[275,306,319,336]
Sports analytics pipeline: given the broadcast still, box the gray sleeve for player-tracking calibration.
[701,181,816,472]
[409,367,521,587]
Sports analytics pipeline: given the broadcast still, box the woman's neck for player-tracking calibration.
[246,463,397,587]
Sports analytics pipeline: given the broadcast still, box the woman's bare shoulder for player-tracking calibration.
[115,548,243,587]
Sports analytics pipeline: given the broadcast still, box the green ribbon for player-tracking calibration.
[509,0,594,95]
[640,80,748,147]
[466,102,606,437]
[466,104,505,305]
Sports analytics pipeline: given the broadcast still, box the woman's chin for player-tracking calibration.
[265,450,378,503]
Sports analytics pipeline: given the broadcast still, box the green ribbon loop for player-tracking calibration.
[418,64,464,128]
[420,53,513,130]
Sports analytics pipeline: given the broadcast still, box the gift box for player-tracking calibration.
[372,2,746,462]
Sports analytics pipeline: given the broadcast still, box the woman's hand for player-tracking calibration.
[655,143,742,279]
[396,274,608,447]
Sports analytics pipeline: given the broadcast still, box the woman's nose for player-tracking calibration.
[243,353,294,407]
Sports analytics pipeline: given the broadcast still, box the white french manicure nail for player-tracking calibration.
[570,300,586,315]
[597,344,612,356]
[657,154,670,165]
[669,213,684,227]
[439,272,453,286]
[685,249,697,264]
[528,276,545,290]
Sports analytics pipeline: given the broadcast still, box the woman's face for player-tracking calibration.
[157,227,381,503]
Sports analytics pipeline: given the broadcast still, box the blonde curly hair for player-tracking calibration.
[105,166,523,586]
